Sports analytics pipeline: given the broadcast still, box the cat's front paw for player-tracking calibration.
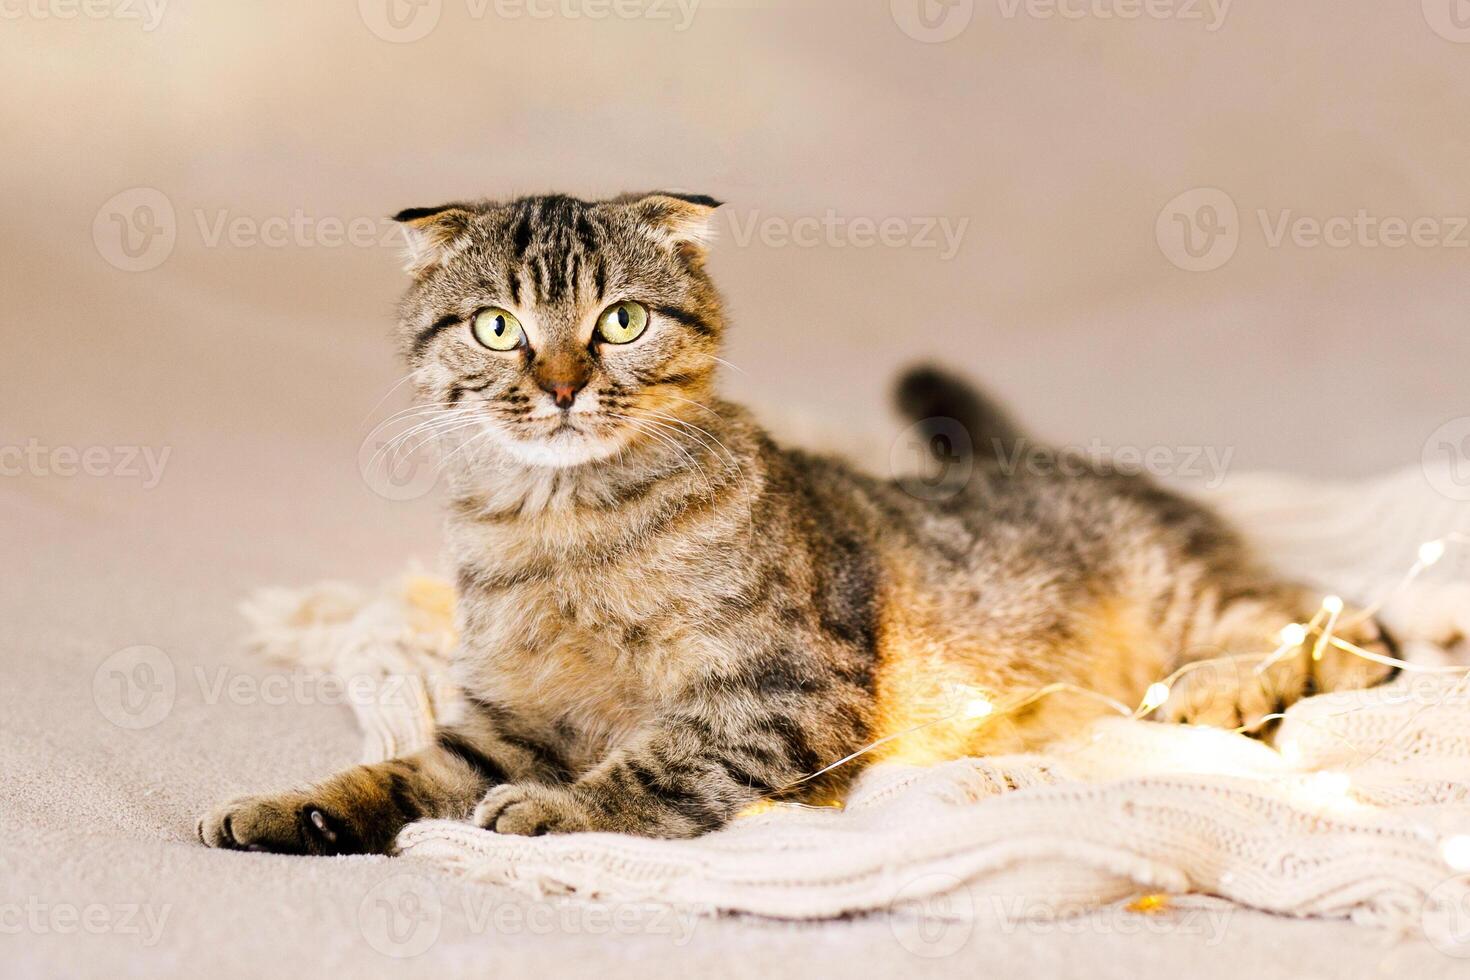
[197,793,349,855]
[1158,613,1399,731]
[473,784,589,837]
[1315,615,1400,694]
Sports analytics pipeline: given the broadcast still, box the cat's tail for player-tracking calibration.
[894,365,1026,462]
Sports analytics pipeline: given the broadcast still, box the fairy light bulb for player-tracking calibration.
[962,696,995,720]
[1322,595,1344,615]
[1140,682,1171,714]
[1279,623,1307,646]
[1419,539,1447,567]
[1442,835,1470,872]
[1295,771,1354,807]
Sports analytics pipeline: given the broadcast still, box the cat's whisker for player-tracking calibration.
[394,414,487,461]
[374,407,472,453]
[708,354,747,376]
[370,408,481,470]
[631,408,743,477]
[362,402,462,443]
[611,412,705,464]
[359,370,426,428]
[651,391,726,421]
[604,412,706,480]
[616,418,703,475]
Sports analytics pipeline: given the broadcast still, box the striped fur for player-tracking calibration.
[199,192,1395,853]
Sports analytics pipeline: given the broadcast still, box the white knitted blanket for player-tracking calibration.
[240,464,1470,941]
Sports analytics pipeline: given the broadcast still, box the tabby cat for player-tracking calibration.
[199,192,1393,853]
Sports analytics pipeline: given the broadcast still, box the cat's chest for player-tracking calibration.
[452,571,703,754]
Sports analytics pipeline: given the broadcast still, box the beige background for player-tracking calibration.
[3,2,1470,975]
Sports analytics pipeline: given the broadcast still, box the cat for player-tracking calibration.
[198,192,1394,854]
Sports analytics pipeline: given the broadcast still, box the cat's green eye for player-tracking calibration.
[596,301,649,345]
[471,308,523,351]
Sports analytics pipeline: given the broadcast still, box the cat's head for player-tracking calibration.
[392,192,725,469]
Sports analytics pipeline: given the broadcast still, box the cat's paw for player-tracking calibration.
[1156,656,1297,730]
[1158,614,1399,731]
[1314,614,1400,694]
[197,793,348,855]
[473,784,589,837]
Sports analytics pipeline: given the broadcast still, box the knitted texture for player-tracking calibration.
[239,465,1470,933]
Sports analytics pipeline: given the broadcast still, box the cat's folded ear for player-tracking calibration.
[392,203,476,275]
[627,192,723,255]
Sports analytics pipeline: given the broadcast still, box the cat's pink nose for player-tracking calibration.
[541,379,584,410]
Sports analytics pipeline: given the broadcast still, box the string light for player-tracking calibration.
[752,536,1469,809]
[1312,595,1344,662]
[1139,682,1172,715]
[1255,622,1309,676]
[1341,533,1465,629]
